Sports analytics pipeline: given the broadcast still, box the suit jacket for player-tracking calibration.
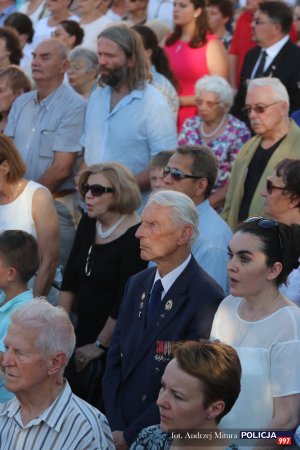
[222,120,300,231]
[232,39,300,121]
[102,256,224,445]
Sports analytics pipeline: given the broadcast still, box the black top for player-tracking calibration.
[238,136,285,221]
[61,214,147,346]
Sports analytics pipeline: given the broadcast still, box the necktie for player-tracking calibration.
[146,279,164,324]
[253,50,267,78]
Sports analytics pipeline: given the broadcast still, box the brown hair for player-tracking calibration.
[177,145,218,198]
[98,25,150,91]
[0,134,26,182]
[275,158,300,210]
[150,151,175,169]
[175,340,241,423]
[0,230,39,283]
[165,0,208,48]
[0,26,23,65]
[0,65,31,94]
[78,162,141,213]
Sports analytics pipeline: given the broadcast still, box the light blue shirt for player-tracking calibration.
[5,84,86,191]
[81,83,177,174]
[0,4,16,26]
[0,289,34,403]
[193,200,232,293]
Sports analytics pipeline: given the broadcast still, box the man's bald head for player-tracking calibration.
[31,39,69,86]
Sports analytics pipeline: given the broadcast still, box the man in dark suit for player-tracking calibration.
[102,190,224,450]
[232,1,300,121]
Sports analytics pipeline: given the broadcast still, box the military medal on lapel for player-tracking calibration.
[154,340,173,362]
[138,292,146,319]
[164,299,173,311]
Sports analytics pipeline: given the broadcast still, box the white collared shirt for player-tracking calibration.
[251,35,289,78]
[152,254,191,301]
[0,381,114,450]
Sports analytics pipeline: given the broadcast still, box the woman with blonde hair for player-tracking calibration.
[59,162,147,403]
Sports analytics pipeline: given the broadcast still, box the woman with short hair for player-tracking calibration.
[131,340,241,449]
[67,47,99,99]
[0,65,31,131]
[59,162,147,402]
[178,74,250,210]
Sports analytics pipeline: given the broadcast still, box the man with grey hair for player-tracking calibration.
[80,25,177,195]
[5,39,86,269]
[223,77,300,231]
[0,299,114,450]
[102,190,224,449]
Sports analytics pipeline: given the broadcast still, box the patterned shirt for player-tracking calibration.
[178,113,251,191]
[0,381,114,450]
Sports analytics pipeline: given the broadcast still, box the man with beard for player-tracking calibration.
[80,25,177,194]
[222,77,300,231]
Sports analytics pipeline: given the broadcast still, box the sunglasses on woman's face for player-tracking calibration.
[266,179,285,195]
[81,182,114,197]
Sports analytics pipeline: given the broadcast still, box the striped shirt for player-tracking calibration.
[0,381,115,450]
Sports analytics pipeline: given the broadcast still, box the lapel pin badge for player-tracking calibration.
[165,299,173,311]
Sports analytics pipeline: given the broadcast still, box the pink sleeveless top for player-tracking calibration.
[164,34,218,131]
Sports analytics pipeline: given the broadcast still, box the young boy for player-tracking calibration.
[0,230,39,402]
[150,151,174,192]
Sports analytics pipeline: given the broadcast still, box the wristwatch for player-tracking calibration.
[95,339,108,352]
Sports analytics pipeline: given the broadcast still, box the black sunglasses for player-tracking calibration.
[163,166,203,181]
[243,216,283,254]
[81,182,114,197]
[266,179,285,195]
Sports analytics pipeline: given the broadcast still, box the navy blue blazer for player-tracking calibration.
[102,256,224,445]
[232,39,300,122]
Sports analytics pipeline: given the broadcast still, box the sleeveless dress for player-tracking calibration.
[164,34,218,131]
[0,180,44,236]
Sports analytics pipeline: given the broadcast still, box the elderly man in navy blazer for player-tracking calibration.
[102,190,224,450]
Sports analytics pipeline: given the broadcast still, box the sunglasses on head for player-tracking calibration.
[242,101,281,116]
[243,216,283,254]
[266,179,285,195]
[163,166,203,181]
[81,182,114,197]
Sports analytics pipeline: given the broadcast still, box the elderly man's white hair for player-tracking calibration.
[10,298,76,359]
[247,77,290,108]
[146,190,199,246]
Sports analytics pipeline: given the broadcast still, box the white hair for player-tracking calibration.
[247,77,289,108]
[10,298,76,359]
[69,47,99,73]
[195,75,234,109]
[146,190,199,246]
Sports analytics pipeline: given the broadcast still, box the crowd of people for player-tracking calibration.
[0,0,300,448]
